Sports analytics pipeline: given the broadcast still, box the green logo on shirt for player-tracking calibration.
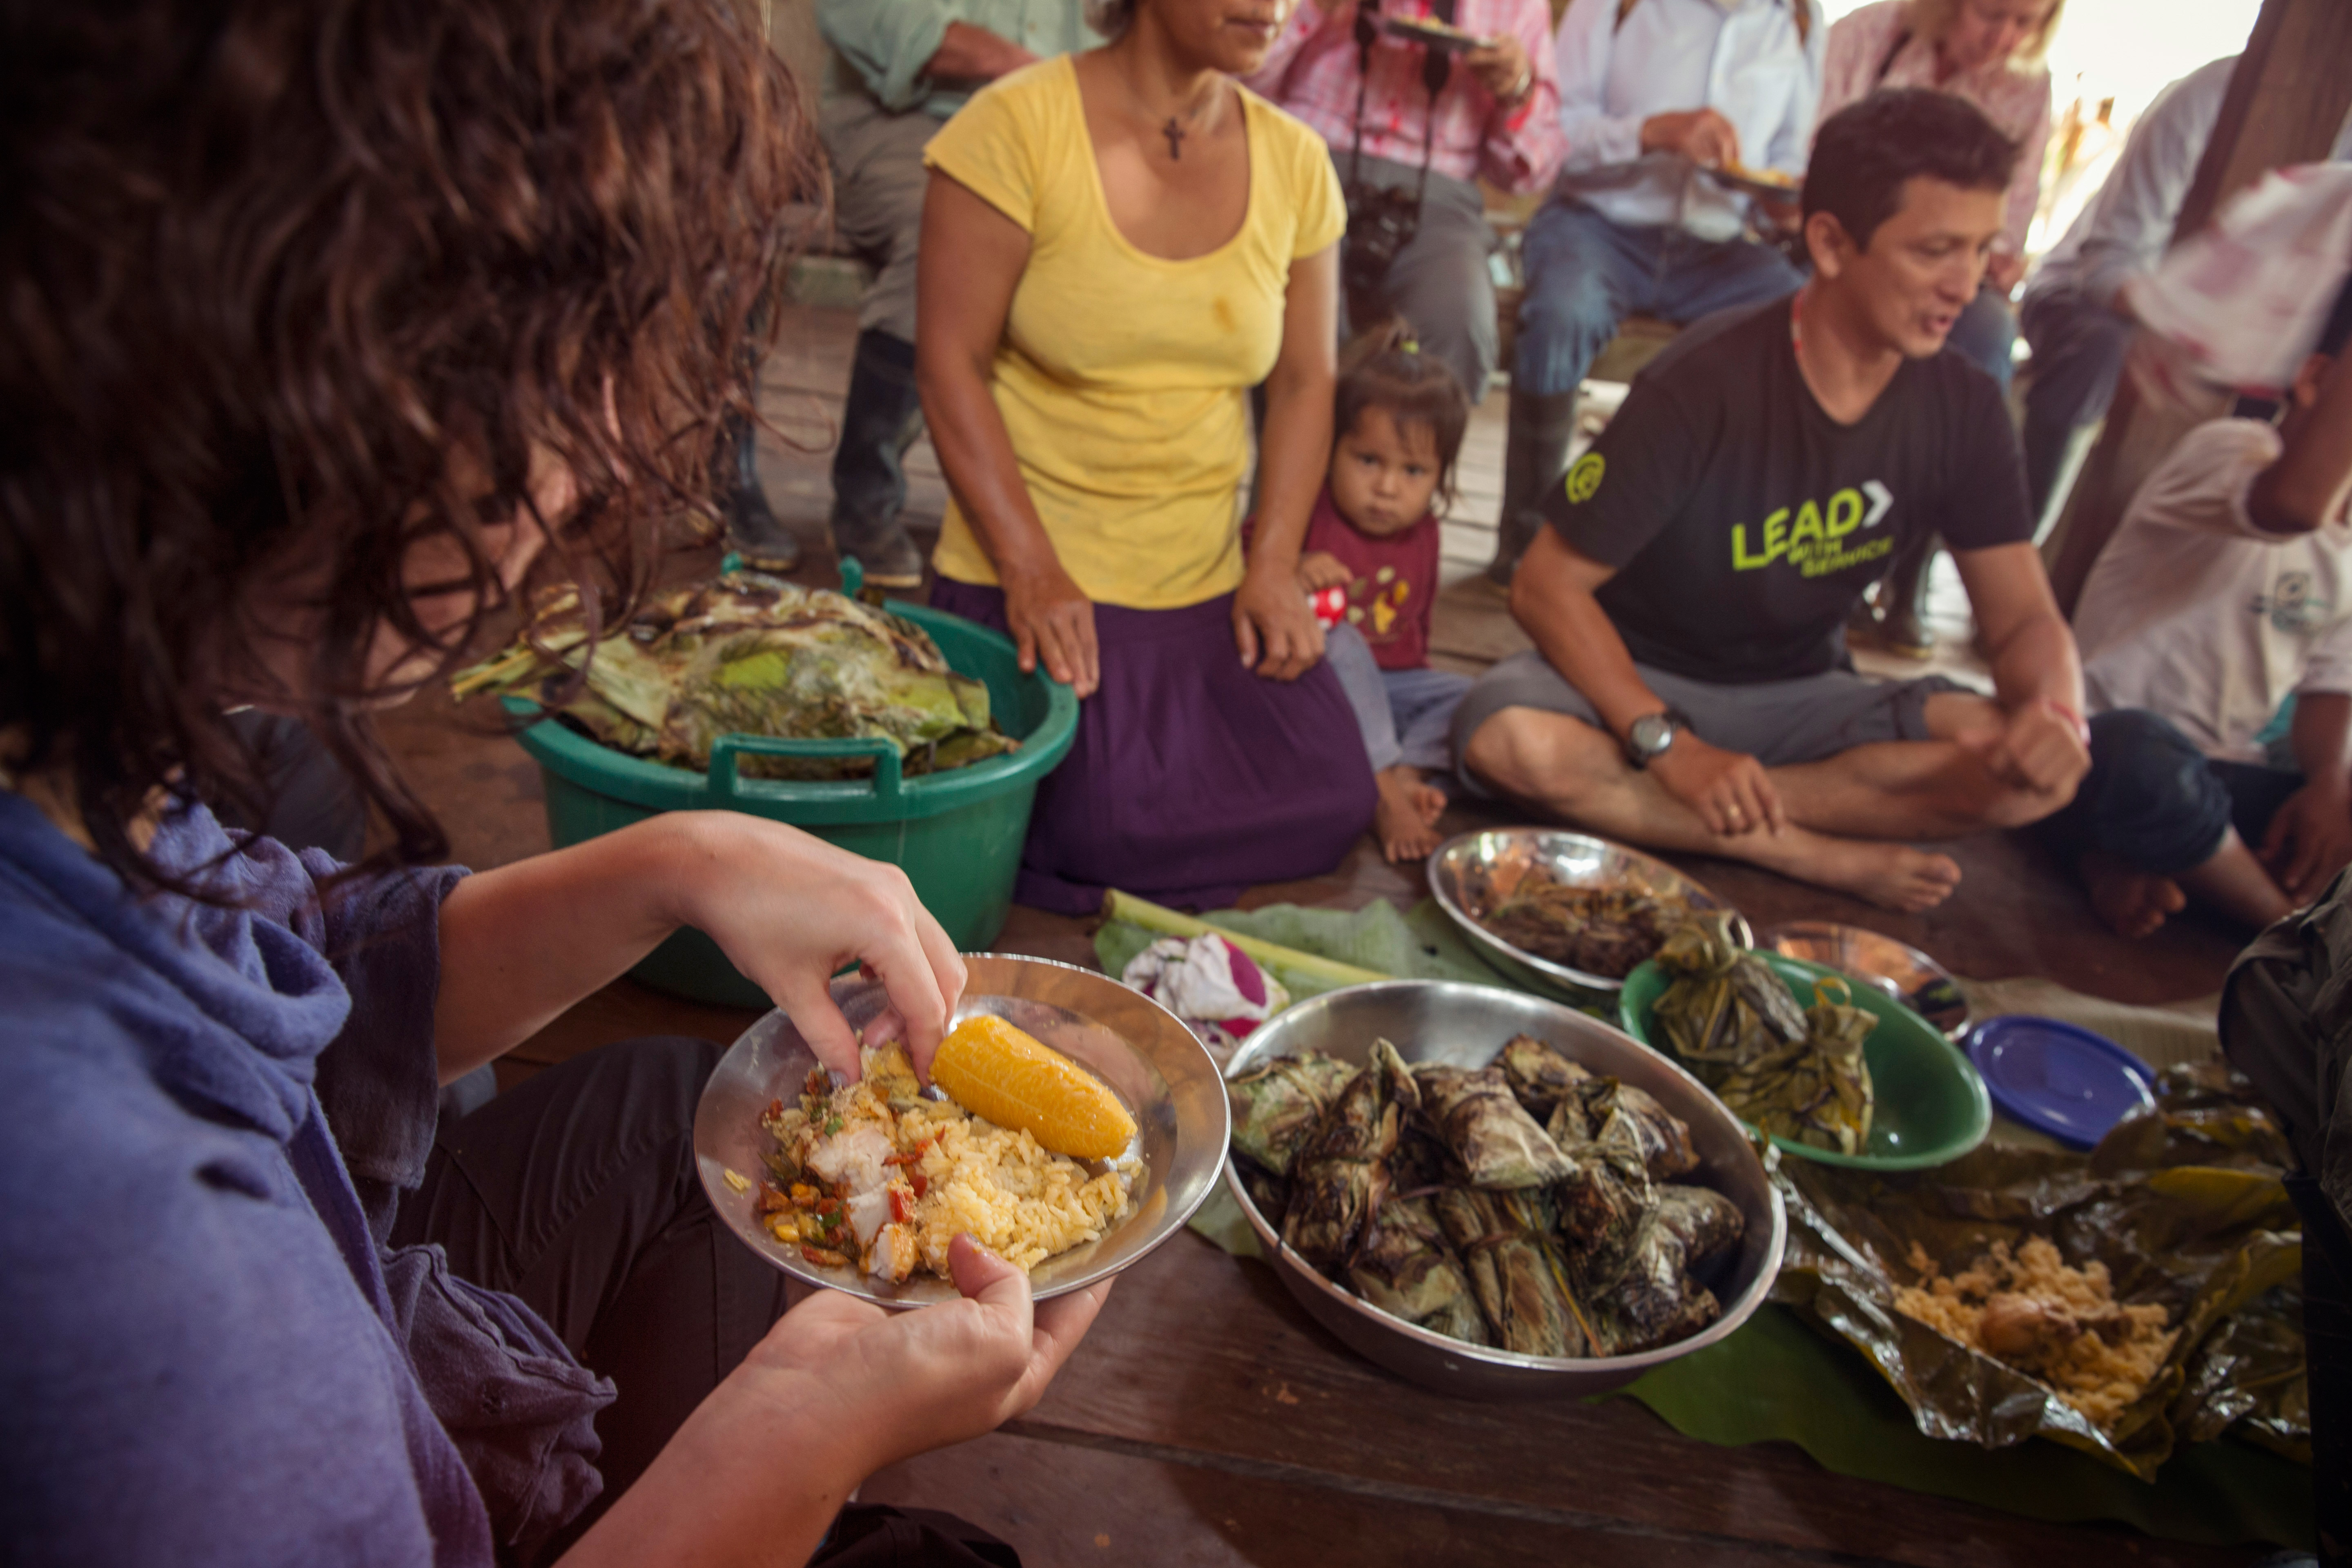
[1731,481,1895,576]
[1564,452,1605,505]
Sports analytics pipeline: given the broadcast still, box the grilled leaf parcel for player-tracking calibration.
[1650,911,1875,1156]
[450,570,1016,779]
[1475,867,1687,979]
[1228,1035,1745,1359]
[1771,1061,2307,1479]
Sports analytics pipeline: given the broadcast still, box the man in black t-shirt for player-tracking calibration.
[1454,91,2091,912]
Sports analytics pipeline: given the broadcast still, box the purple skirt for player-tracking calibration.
[932,580,1376,915]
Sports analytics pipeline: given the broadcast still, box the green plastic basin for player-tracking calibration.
[1618,951,1991,1171]
[505,599,1078,1009]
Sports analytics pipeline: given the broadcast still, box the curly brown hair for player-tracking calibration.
[0,0,823,887]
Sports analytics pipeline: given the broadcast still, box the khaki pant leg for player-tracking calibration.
[818,93,940,342]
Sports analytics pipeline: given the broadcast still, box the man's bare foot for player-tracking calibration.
[2081,851,2187,938]
[1747,830,1963,912]
[1376,766,1446,862]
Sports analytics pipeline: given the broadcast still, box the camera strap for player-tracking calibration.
[1346,1,1450,210]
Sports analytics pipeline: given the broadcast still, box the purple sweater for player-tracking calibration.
[0,792,610,1564]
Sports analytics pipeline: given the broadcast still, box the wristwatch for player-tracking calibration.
[1623,709,1687,770]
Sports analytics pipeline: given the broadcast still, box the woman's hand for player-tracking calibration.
[1234,562,1325,680]
[669,815,967,1079]
[739,1236,1111,1478]
[565,1238,1110,1566]
[1002,556,1100,699]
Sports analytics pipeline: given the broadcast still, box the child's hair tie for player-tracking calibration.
[1399,334,1421,356]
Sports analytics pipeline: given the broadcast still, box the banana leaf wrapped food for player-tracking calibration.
[1227,1050,1358,1176]
[1236,1031,1741,1361]
[1413,1062,1577,1189]
[1477,871,1685,979]
[1771,1062,2305,1479]
[449,571,1017,779]
[1434,1187,1590,1358]
[1575,1185,1744,1356]
[1347,1194,1491,1347]
[1282,1039,1420,1271]
[1651,912,1875,1156]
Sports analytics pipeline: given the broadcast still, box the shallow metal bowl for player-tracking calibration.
[1428,827,1751,998]
[695,954,1229,1306]
[1759,921,1969,1041]
[1225,980,1786,1400]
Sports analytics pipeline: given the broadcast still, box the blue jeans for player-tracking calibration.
[1512,200,1804,397]
[1947,284,2017,393]
[1327,623,1472,775]
[2020,283,2135,522]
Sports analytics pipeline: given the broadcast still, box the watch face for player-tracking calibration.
[1629,713,1675,755]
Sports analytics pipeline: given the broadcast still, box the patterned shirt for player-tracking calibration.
[1243,0,1568,195]
[1817,0,2052,260]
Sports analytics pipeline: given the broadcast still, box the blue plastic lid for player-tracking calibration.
[1964,1015,2156,1150]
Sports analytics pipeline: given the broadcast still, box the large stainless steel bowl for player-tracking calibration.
[695,953,1229,1306]
[1428,827,1751,999]
[1225,980,1785,1399]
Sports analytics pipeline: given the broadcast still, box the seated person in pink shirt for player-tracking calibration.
[2044,282,2352,937]
[1246,0,1566,407]
[1307,323,1476,861]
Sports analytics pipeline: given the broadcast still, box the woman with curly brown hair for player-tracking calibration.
[0,1,1103,1563]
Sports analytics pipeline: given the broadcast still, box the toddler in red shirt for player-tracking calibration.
[1307,325,1474,860]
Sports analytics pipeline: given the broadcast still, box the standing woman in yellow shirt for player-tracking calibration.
[920,0,1378,911]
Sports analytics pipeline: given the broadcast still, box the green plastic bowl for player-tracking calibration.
[503,596,1078,1009]
[1618,951,1991,1171]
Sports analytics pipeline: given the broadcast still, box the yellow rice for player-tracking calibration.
[1892,1237,2175,1428]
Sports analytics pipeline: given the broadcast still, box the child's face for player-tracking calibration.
[1329,406,1441,538]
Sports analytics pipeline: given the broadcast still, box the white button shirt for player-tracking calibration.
[1553,0,1824,242]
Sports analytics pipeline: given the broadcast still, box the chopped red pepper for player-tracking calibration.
[910,1172,928,1199]
[765,1098,784,1120]
[883,1152,918,1167]
[889,1188,913,1225]
[811,1196,841,1216]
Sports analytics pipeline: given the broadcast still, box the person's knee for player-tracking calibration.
[1462,706,1600,800]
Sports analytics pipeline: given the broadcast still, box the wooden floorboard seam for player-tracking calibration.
[998,1419,1923,1567]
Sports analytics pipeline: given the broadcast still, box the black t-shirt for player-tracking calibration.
[1542,297,2033,684]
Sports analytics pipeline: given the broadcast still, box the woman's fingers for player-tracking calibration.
[770,968,869,1080]
[1067,603,1101,698]
[1234,606,1261,671]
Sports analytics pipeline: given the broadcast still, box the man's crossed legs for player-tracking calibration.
[1453,652,2078,911]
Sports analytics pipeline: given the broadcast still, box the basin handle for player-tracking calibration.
[707,733,904,803]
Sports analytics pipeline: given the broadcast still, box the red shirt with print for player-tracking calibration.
[1301,483,1440,672]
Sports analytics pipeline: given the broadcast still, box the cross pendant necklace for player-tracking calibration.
[1161,117,1186,160]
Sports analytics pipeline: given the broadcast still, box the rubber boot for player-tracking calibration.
[828,329,927,589]
[1487,388,1579,586]
[714,408,801,573]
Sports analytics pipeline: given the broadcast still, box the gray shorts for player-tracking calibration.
[1450,649,1970,781]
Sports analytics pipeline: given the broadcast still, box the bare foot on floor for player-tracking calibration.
[1376,766,1446,863]
[1796,837,1964,913]
[2082,851,2187,938]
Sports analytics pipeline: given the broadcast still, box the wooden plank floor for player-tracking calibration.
[377,302,2273,1561]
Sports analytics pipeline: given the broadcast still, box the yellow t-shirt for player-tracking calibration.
[922,56,1346,610]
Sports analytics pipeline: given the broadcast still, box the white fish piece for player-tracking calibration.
[867,1222,919,1284]
[807,1125,895,1195]
[845,1188,892,1250]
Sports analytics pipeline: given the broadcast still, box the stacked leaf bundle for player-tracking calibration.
[1650,911,1876,1156]
[1228,1036,1745,1359]
[451,570,1017,780]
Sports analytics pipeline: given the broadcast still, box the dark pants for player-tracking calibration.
[392,1038,792,1559]
[2040,708,2303,876]
[2020,283,2136,528]
[1334,153,1499,404]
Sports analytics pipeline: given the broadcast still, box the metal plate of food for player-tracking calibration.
[1382,14,1481,49]
[1224,980,1785,1400]
[1702,161,1802,200]
[1427,827,1751,998]
[694,954,1228,1306]
[1757,921,1969,1041]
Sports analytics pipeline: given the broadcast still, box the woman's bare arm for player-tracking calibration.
[915,172,1105,696]
[1235,243,1339,679]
